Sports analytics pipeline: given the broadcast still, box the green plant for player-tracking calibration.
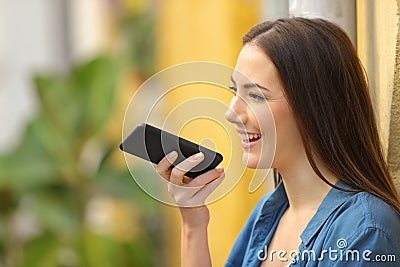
[0,56,162,267]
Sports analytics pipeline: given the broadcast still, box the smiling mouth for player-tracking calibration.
[239,133,262,143]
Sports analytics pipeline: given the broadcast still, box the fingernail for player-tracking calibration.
[215,166,224,173]
[166,151,177,160]
[193,152,204,160]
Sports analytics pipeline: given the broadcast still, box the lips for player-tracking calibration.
[238,133,262,143]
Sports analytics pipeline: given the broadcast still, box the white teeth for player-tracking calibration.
[238,133,261,141]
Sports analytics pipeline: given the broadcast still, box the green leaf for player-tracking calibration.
[81,231,117,267]
[23,189,80,236]
[34,56,117,143]
[34,75,84,142]
[0,122,60,191]
[21,233,59,267]
[72,57,117,137]
[28,115,77,182]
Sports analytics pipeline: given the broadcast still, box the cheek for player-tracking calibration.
[272,102,302,151]
[250,104,276,168]
[271,103,290,131]
[251,102,278,142]
[250,104,275,133]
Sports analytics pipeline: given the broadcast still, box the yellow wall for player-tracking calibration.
[356,0,400,190]
[387,0,400,191]
[389,0,400,190]
[155,1,272,266]
[356,0,397,156]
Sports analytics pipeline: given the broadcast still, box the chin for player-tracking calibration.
[242,151,274,169]
[242,153,261,169]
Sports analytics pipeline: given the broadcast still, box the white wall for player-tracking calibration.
[0,0,69,153]
[289,0,356,45]
[0,0,106,153]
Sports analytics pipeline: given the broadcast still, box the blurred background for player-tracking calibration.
[0,0,399,266]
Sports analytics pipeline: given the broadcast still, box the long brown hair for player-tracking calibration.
[243,17,400,215]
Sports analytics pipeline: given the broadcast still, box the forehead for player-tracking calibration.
[232,44,282,88]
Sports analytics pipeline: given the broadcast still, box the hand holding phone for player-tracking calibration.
[119,123,223,178]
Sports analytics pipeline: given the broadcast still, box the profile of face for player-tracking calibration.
[225,44,304,169]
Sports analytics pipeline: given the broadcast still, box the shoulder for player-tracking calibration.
[325,191,400,248]
[334,192,399,232]
[303,191,400,266]
[359,192,400,232]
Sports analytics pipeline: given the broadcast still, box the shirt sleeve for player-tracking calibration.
[316,227,399,267]
[224,193,271,267]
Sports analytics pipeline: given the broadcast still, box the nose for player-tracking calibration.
[225,95,248,125]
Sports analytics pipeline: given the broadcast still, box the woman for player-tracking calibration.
[156,18,400,266]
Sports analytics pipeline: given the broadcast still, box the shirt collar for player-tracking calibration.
[258,179,356,246]
[300,180,356,246]
[259,181,288,219]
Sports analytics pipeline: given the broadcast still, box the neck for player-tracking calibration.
[277,154,338,214]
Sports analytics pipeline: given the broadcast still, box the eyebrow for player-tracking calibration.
[230,75,271,92]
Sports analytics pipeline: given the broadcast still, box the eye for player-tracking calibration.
[249,93,266,101]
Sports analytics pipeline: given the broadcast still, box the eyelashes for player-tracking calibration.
[228,85,267,101]
[249,93,266,101]
[228,86,237,93]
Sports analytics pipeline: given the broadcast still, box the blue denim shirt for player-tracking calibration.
[225,181,400,266]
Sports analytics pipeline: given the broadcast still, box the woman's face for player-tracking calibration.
[225,44,304,169]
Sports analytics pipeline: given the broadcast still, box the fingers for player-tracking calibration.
[192,173,225,201]
[157,150,226,207]
[170,152,205,185]
[156,151,178,180]
[168,173,225,207]
[182,177,193,184]
[157,150,225,198]
[186,166,224,187]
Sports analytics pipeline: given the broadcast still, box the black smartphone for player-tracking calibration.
[119,123,223,178]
